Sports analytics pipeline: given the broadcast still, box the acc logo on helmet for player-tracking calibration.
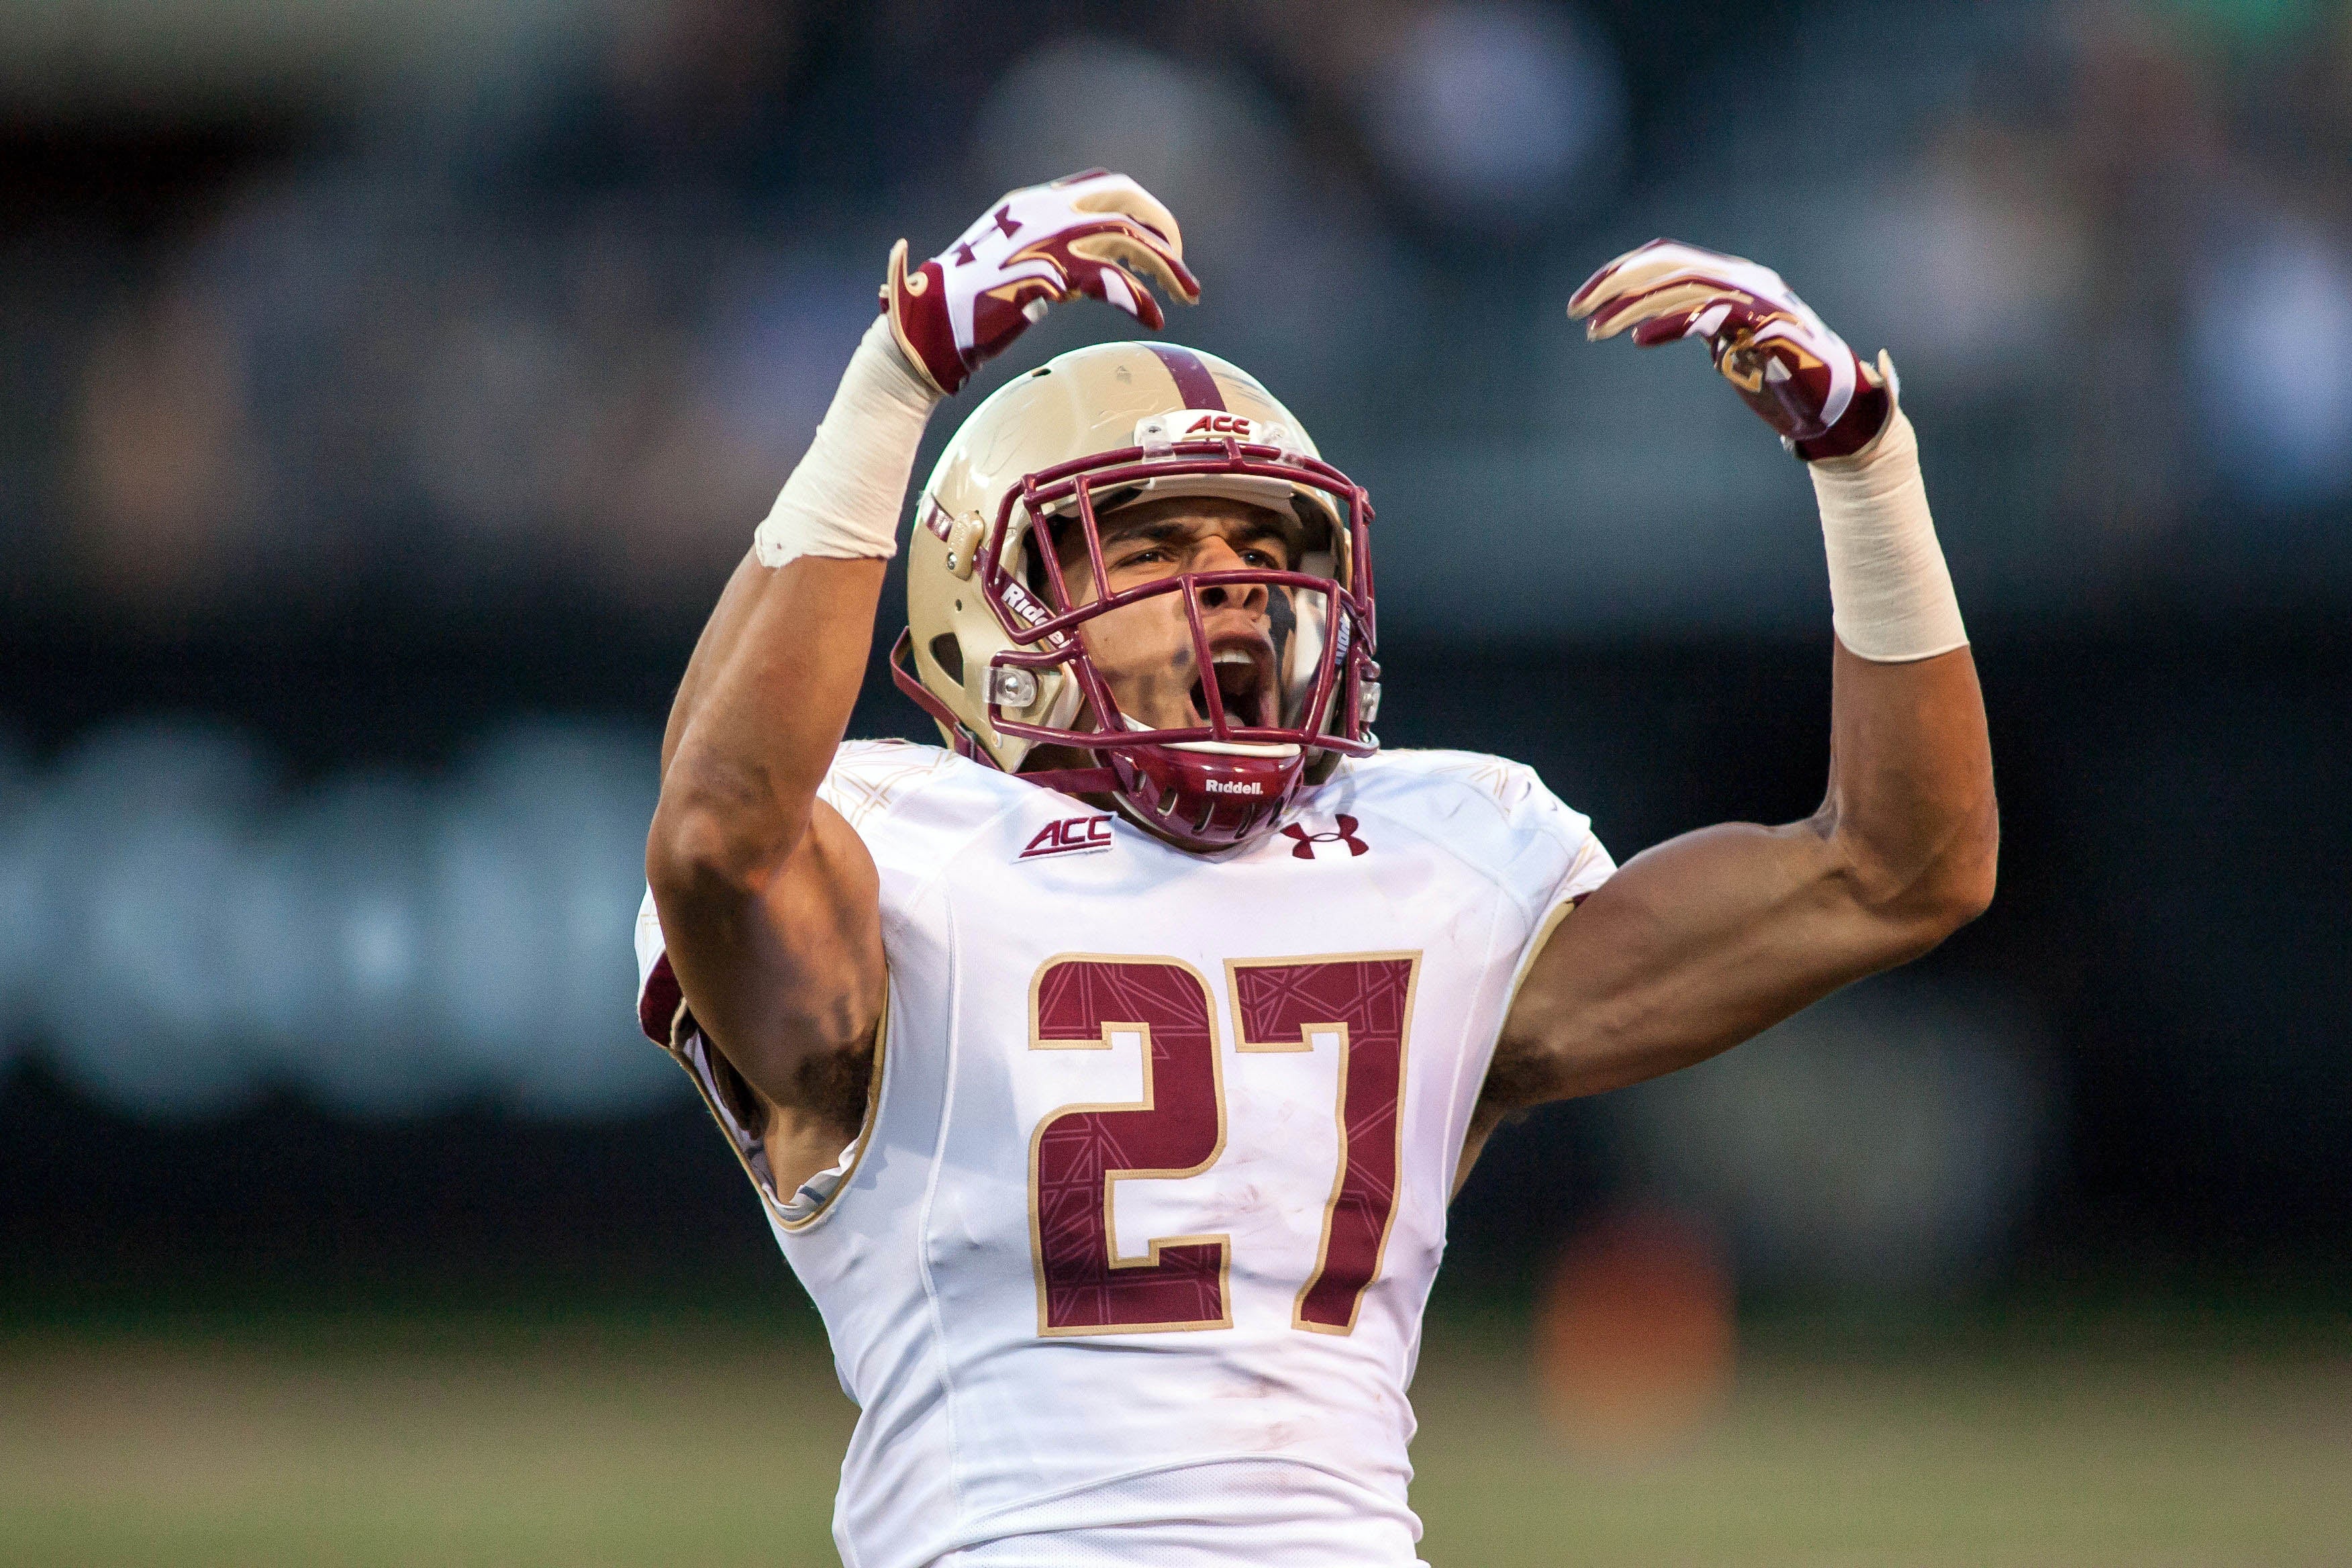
[1183,413,1256,438]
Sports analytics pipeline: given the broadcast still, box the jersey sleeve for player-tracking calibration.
[812,738,965,844]
[1490,760,1614,962]
[1394,752,1614,989]
[1389,750,1612,914]
[1357,748,1612,995]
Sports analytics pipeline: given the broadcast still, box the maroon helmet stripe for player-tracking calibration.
[1148,346,1225,411]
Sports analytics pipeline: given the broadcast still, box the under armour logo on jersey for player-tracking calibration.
[1280,814,1369,860]
[1020,813,1115,859]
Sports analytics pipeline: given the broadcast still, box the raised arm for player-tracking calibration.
[1484,240,1997,1112]
[647,170,1197,1109]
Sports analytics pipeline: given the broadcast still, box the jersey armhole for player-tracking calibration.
[644,952,891,1233]
[1502,888,1591,1018]
[776,981,889,1233]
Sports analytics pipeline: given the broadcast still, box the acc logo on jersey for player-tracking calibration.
[1020,813,1115,860]
[1279,814,1369,861]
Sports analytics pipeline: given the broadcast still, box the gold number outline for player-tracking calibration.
[1225,951,1423,1334]
[1027,952,1232,1336]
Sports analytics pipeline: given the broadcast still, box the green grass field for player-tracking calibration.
[5,1308,2347,1567]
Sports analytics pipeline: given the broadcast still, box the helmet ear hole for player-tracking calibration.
[928,633,966,687]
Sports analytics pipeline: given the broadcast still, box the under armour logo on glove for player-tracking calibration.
[880,169,1200,396]
[1280,815,1369,860]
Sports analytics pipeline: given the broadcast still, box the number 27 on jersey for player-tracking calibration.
[1026,952,1421,1339]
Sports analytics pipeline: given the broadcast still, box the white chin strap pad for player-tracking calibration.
[1808,403,1969,663]
[752,315,941,569]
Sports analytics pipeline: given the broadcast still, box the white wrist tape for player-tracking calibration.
[752,315,942,569]
[1808,405,1968,663]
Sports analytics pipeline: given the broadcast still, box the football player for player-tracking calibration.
[638,172,1994,1567]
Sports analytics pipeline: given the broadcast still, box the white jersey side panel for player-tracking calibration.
[636,740,1612,1568]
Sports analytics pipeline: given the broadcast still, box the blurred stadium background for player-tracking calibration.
[3,0,2347,1561]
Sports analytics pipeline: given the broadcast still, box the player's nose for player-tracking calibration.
[1192,535,1265,610]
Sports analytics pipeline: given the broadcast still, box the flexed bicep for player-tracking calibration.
[1493,816,1862,1104]
[653,788,886,1112]
[1487,644,1993,1110]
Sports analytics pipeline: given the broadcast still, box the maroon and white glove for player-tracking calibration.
[1569,239,1892,460]
[881,168,1201,397]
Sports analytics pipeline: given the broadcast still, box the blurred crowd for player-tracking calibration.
[5,0,2348,633]
[0,718,668,1119]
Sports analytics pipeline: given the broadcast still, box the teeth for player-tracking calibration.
[1212,651,1252,665]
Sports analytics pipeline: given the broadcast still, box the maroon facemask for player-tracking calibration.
[892,424,1381,850]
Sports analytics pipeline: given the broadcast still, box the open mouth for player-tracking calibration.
[1188,634,1276,730]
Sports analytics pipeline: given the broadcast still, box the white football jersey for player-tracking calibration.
[635,741,1612,1568]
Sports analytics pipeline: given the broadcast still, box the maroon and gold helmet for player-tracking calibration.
[893,341,1379,851]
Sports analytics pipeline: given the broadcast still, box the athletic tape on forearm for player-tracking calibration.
[1808,407,1969,663]
[752,315,942,569]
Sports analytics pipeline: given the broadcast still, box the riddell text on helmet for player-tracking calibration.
[1204,779,1263,795]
